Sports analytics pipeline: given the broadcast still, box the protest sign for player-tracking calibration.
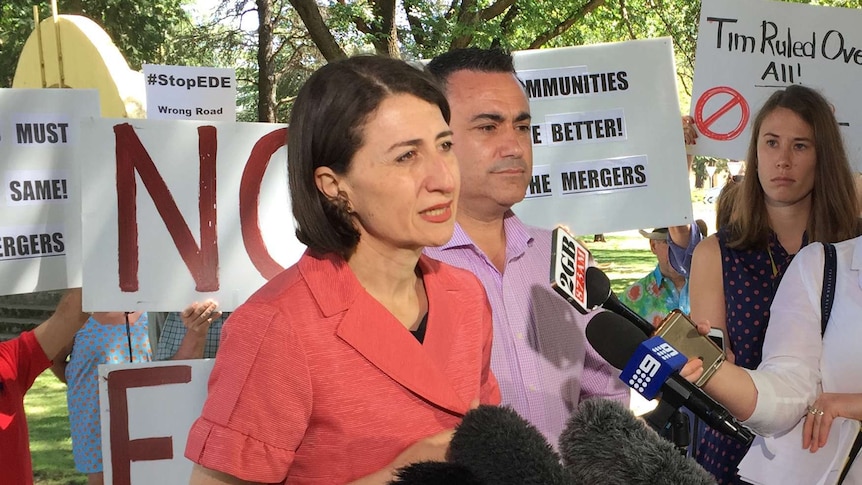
[79,119,304,310]
[99,360,213,485]
[691,0,862,168]
[143,64,237,122]
[0,89,99,295]
[513,38,693,235]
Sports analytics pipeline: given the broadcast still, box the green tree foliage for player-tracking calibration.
[188,0,322,122]
[4,0,859,121]
[279,0,861,110]
[0,0,193,88]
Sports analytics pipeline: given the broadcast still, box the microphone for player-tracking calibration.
[585,266,654,336]
[390,461,482,485]
[550,226,596,314]
[585,266,725,385]
[620,335,689,401]
[393,402,718,485]
[586,311,754,446]
[561,398,717,485]
[390,405,571,485]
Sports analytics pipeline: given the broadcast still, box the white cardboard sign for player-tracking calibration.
[0,89,99,295]
[79,119,304,311]
[690,0,862,169]
[99,359,214,485]
[512,39,693,235]
[143,64,236,122]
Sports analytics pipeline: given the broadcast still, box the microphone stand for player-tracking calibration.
[644,401,692,457]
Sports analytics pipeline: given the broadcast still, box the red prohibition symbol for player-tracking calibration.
[694,86,751,141]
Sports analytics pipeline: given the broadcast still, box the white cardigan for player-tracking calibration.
[743,235,862,483]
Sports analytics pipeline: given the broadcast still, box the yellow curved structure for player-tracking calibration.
[12,15,145,118]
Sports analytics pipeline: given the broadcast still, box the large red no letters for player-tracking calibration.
[114,123,288,292]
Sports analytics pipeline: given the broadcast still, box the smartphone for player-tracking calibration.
[653,310,726,387]
[707,328,726,353]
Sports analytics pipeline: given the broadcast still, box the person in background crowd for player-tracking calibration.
[51,310,150,485]
[147,311,168,356]
[686,232,862,483]
[424,47,629,447]
[715,177,743,231]
[667,115,703,277]
[0,289,90,485]
[155,300,227,360]
[689,84,861,484]
[621,221,707,458]
[619,225,701,327]
[186,55,499,485]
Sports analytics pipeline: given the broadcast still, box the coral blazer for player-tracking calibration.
[186,250,500,484]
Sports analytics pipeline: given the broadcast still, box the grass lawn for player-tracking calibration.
[583,232,656,295]
[25,374,86,485]
[23,229,667,482]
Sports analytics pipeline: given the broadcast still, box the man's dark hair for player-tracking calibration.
[426,48,515,87]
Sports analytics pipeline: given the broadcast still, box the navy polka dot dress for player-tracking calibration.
[695,228,805,484]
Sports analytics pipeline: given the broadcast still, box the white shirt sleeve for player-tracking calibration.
[742,243,824,436]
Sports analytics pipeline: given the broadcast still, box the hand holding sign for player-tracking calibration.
[180,300,222,335]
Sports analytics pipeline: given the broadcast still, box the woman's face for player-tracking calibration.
[332,93,459,254]
[756,107,817,208]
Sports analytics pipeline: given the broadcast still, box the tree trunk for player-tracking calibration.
[288,0,347,61]
[371,0,400,58]
[257,0,276,122]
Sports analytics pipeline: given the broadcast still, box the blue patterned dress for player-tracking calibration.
[66,313,151,473]
[695,229,805,484]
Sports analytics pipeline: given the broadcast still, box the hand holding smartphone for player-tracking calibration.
[707,328,726,352]
[653,310,726,387]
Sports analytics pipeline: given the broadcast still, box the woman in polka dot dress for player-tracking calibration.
[51,312,150,485]
[689,85,861,484]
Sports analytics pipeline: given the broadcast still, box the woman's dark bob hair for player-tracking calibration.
[288,55,450,258]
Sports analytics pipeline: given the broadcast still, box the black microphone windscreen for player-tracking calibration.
[586,267,654,335]
[585,311,646,369]
[449,405,570,485]
[561,399,716,485]
[389,461,483,485]
[585,266,611,308]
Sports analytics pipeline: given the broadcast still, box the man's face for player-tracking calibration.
[444,70,533,221]
[650,239,680,279]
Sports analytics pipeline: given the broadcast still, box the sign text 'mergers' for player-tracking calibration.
[525,157,649,199]
[0,230,65,261]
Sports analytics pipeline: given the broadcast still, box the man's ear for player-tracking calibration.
[314,166,341,200]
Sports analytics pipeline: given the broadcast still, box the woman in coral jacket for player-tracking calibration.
[185,55,500,485]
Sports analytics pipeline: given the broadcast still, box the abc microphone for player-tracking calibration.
[586,311,753,445]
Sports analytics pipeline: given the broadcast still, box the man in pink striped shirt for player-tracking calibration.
[424,48,630,447]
